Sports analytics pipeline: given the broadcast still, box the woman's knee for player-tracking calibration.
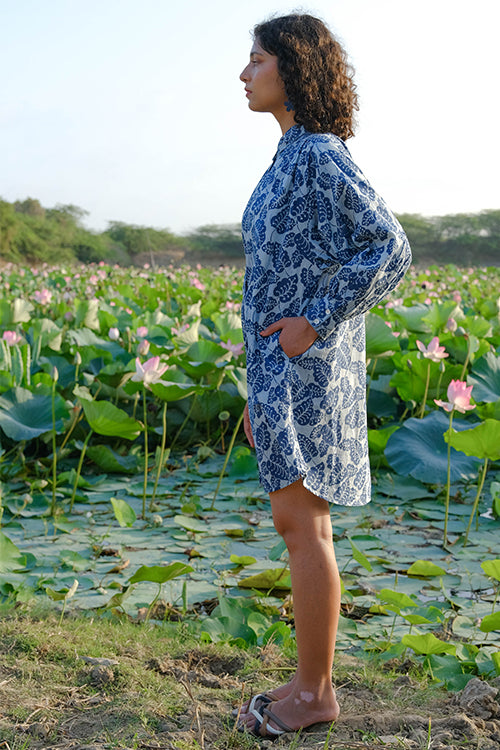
[270,480,333,548]
[271,505,332,552]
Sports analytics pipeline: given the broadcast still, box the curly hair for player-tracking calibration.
[253,14,358,140]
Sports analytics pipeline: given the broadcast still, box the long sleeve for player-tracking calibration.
[303,141,411,339]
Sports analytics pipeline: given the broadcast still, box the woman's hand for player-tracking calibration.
[243,402,255,448]
[260,316,318,358]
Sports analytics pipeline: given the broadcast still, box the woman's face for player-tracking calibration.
[240,38,286,116]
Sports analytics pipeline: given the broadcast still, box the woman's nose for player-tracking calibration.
[240,65,249,82]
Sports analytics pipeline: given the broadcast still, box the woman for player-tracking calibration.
[237,13,411,739]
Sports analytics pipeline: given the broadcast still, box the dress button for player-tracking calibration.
[314,318,320,324]
[325,308,331,314]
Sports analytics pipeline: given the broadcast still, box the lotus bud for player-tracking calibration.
[66,580,79,599]
[74,351,82,366]
[52,366,59,382]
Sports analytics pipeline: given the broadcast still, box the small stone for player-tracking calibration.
[90,665,115,685]
[393,675,412,687]
[80,655,119,666]
[28,722,50,738]
[157,720,179,732]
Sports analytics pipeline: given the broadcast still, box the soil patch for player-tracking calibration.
[0,614,499,749]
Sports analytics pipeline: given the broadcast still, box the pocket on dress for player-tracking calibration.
[279,338,316,362]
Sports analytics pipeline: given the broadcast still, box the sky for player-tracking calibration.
[1,0,499,235]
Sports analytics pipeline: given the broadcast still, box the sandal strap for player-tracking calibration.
[263,705,293,733]
[259,712,286,737]
[248,692,273,718]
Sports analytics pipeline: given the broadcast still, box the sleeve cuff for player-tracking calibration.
[304,301,336,339]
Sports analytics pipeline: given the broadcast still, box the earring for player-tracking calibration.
[284,99,294,112]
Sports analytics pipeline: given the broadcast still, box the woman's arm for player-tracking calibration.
[303,141,412,339]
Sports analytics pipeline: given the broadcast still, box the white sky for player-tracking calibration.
[1,0,499,234]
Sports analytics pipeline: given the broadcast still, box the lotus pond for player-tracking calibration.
[0,259,499,691]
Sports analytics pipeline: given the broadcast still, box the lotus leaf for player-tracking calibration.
[81,399,142,439]
[469,352,500,402]
[0,387,69,440]
[385,411,480,484]
[445,419,500,460]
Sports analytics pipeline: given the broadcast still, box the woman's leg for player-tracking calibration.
[240,478,340,731]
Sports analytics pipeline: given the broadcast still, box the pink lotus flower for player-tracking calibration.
[109,327,120,341]
[434,380,476,413]
[220,339,244,357]
[445,317,458,332]
[131,356,168,388]
[191,277,205,291]
[137,326,148,338]
[416,336,449,363]
[2,330,22,346]
[34,288,52,305]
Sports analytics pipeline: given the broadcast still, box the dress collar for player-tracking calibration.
[277,124,307,151]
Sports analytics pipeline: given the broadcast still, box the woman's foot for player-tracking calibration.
[238,685,340,734]
[234,678,296,718]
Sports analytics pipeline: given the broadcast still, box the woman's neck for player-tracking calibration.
[274,108,297,135]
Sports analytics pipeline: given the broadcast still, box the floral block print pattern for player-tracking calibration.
[241,125,411,505]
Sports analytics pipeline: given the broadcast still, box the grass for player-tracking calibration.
[0,601,496,750]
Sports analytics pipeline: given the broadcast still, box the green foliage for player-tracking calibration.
[2,195,499,267]
[185,223,244,259]
[0,259,498,695]
[81,399,142,439]
[398,209,500,266]
[105,221,183,262]
[0,199,111,263]
[111,497,137,527]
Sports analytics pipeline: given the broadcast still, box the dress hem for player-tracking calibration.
[260,471,371,507]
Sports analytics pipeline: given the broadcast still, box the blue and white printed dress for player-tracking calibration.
[241,124,411,506]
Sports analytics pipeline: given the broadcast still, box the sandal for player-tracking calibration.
[240,700,293,739]
[231,691,277,718]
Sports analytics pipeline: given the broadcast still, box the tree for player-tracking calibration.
[185,223,244,258]
[14,197,45,218]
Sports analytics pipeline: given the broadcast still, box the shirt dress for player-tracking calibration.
[241,124,411,506]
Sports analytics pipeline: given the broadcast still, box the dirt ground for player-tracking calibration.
[1,621,500,750]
